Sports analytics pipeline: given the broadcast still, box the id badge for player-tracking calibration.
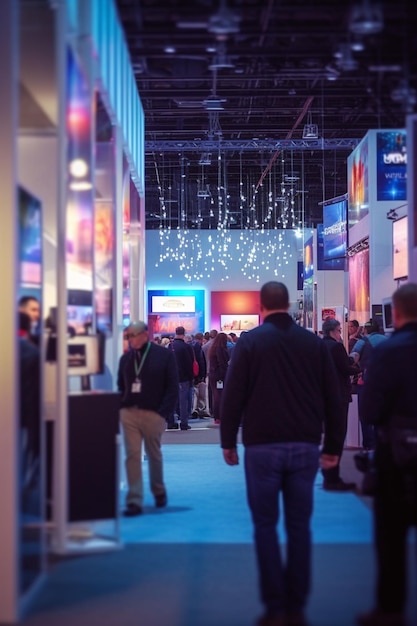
[216,380,224,389]
[131,380,141,393]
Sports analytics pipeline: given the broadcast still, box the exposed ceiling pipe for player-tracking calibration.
[254,95,315,191]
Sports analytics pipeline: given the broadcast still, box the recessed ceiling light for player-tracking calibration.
[164,45,176,54]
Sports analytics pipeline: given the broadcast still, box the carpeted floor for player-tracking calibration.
[20,422,417,626]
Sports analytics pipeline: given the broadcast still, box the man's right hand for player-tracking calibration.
[223,448,239,466]
[320,453,339,469]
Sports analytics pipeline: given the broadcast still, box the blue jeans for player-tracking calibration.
[244,442,319,617]
[178,381,190,428]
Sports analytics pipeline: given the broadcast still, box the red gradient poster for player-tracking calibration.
[348,247,370,324]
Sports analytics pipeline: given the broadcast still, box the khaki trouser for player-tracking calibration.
[119,406,166,507]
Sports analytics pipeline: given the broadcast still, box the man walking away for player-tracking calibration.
[220,281,345,626]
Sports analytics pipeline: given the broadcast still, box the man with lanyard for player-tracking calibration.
[117,321,179,516]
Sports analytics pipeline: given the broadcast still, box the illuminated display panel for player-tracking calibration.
[323,199,347,261]
[220,315,259,334]
[392,216,408,280]
[66,47,94,294]
[348,136,369,227]
[19,186,42,288]
[67,335,100,376]
[348,246,370,324]
[377,131,407,202]
[151,295,196,313]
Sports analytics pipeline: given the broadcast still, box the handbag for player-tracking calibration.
[191,348,199,377]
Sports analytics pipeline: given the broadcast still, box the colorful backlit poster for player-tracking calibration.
[147,290,205,337]
[376,131,407,202]
[348,246,370,324]
[348,136,369,227]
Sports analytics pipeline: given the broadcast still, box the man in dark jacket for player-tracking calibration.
[321,317,358,491]
[356,283,417,626]
[220,281,345,626]
[117,321,178,516]
[171,326,194,430]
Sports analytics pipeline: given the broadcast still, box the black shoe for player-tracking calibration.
[123,503,143,517]
[155,492,167,508]
[356,609,408,626]
[191,410,199,418]
[166,423,179,430]
[180,425,191,430]
[323,479,356,492]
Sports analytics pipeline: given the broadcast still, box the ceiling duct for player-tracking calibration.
[203,95,226,111]
[207,0,241,36]
[349,1,383,35]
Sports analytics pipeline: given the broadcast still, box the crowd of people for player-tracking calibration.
[118,282,417,626]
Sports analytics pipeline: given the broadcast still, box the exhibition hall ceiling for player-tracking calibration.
[114,0,416,230]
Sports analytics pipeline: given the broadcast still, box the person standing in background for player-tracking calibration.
[202,329,218,417]
[117,321,178,516]
[171,326,194,431]
[220,281,344,626]
[321,318,358,491]
[356,284,417,626]
[208,332,229,426]
[18,295,41,345]
[351,319,388,451]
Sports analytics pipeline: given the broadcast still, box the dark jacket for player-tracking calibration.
[322,336,357,404]
[171,338,194,382]
[191,340,207,381]
[220,312,345,455]
[209,343,229,383]
[117,342,179,420]
[361,322,417,432]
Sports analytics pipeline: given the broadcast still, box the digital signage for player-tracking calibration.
[377,131,407,202]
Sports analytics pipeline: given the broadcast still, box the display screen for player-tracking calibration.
[392,216,408,280]
[323,199,347,261]
[19,186,42,287]
[382,297,394,333]
[67,335,100,376]
[220,314,259,333]
[348,136,369,227]
[303,236,313,281]
[151,295,196,313]
[377,131,407,202]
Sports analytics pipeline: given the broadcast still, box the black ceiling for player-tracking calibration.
[113,0,416,229]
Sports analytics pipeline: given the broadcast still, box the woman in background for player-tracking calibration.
[208,332,229,425]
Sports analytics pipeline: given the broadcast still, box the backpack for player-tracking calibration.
[357,336,373,384]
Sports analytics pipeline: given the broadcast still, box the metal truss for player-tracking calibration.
[145,137,361,153]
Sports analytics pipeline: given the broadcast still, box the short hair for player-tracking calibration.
[194,332,204,341]
[18,295,39,308]
[209,329,218,339]
[392,283,417,319]
[364,319,379,334]
[175,326,185,336]
[127,321,148,334]
[322,318,341,336]
[260,281,289,311]
[349,319,359,329]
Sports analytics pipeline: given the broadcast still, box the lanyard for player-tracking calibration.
[134,342,150,378]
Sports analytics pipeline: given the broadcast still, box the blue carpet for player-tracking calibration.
[21,444,417,626]
[117,444,373,545]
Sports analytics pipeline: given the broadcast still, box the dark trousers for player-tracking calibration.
[373,447,417,613]
[357,384,376,449]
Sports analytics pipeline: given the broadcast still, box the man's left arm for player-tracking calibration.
[359,347,390,426]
